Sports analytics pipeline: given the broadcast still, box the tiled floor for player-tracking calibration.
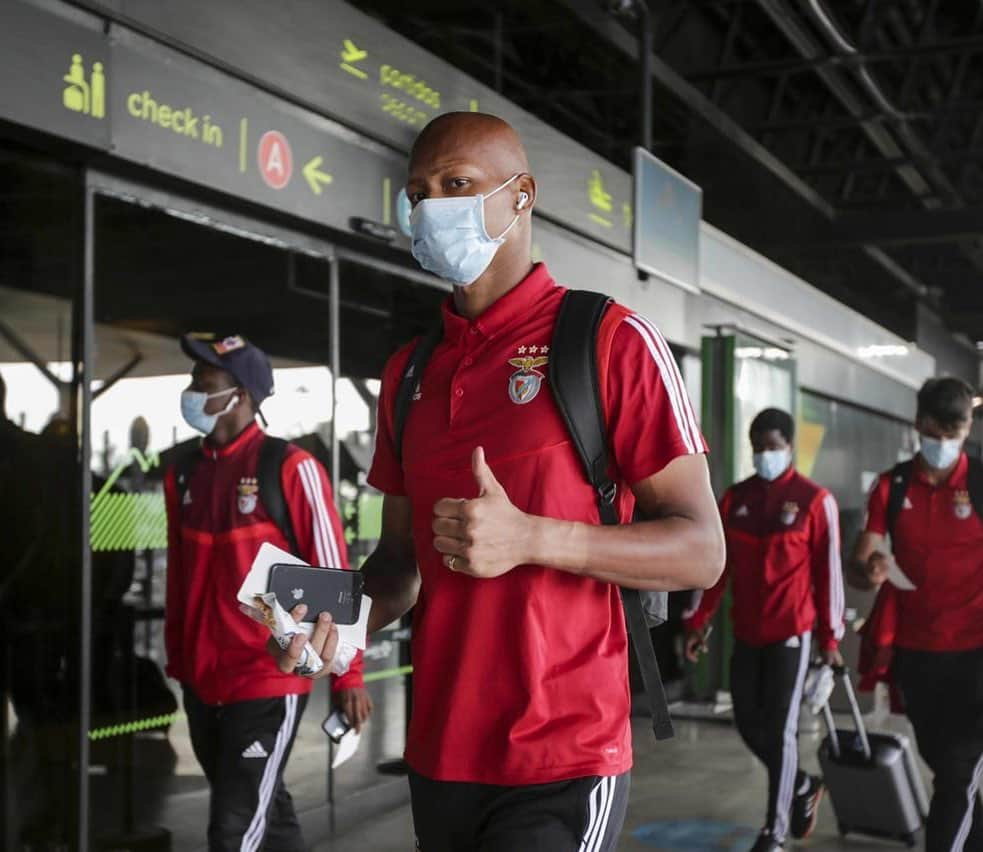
[316,712,923,851]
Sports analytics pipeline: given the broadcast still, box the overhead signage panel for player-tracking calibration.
[0,0,632,253]
[0,2,110,149]
[110,28,407,237]
[0,1,407,239]
[633,146,702,294]
[320,3,633,252]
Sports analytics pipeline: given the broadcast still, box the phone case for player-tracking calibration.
[267,563,363,625]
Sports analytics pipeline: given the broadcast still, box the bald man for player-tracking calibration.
[274,113,725,851]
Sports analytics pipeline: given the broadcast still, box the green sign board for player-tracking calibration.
[0,1,407,237]
[0,0,634,253]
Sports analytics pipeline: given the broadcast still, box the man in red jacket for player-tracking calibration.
[851,377,983,852]
[164,333,368,852]
[685,408,845,852]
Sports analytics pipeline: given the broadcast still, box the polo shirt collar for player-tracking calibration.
[441,263,556,345]
[913,450,968,487]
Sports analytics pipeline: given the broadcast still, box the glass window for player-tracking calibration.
[733,336,795,481]
[334,257,445,804]
[0,145,84,850]
[89,194,342,847]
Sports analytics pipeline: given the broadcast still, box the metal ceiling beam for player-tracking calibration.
[683,36,983,83]
[794,148,983,177]
[757,0,937,202]
[556,0,835,218]
[763,206,983,247]
[558,0,940,299]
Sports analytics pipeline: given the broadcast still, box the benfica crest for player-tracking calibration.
[954,490,972,520]
[237,476,259,515]
[507,353,549,405]
[780,501,800,526]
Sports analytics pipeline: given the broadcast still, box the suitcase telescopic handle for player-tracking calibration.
[821,665,873,762]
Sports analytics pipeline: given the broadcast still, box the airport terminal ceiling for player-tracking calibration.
[353,0,983,348]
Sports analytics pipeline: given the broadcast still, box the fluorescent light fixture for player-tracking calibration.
[857,344,910,359]
[735,346,790,361]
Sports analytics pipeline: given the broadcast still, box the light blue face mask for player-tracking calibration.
[919,434,962,470]
[181,387,238,436]
[409,174,521,285]
[753,448,792,481]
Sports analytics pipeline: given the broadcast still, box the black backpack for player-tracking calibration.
[393,290,674,741]
[886,455,983,538]
[174,434,301,557]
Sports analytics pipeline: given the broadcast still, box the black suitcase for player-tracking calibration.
[818,667,929,847]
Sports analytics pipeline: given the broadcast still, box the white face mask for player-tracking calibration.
[753,448,792,482]
[181,387,238,436]
[919,434,962,470]
[409,174,521,285]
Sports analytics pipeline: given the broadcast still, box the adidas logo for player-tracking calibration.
[735,505,749,517]
[241,741,268,759]
[182,490,192,506]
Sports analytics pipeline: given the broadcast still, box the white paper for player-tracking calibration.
[239,542,371,650]
[331,729,362,769]
[240,592,324,677]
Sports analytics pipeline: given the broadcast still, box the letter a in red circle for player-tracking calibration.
[258,131,293,190]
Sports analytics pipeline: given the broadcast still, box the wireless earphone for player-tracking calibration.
[516,191,530,209]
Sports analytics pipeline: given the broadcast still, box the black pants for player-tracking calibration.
[408,768,630,852]
[184,687,308,852]
[893,647,983,852]
[731,633,811,843]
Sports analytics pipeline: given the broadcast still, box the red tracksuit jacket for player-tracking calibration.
[164,422,363,704]
[685,467,845,651]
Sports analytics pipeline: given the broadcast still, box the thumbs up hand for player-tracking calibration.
[432,447,531,579]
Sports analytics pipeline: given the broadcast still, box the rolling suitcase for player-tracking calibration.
[818,666,929,847]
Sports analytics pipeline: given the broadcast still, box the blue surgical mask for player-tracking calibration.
[919,434,962,470]
[410,174,521,285]
[181,388,238,435]
[753,449,792,481]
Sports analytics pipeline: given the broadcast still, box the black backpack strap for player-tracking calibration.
[394,326,444,464]
[258,436,301,559]
[549,290,674,741]
[885,460,915,541]
[968,457,983,522]
[174,448,201,501]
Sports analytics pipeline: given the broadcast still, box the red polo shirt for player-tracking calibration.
[368,263,707,785]
[864,453,983,652]
[684,468,845,650]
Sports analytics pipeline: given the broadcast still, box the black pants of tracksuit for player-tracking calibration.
[409,769,630,852]
[184,687,308,852]
[731,632,812,843]
[894,647,983,852]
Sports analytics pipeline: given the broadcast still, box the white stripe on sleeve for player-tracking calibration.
[301,459,343,569]
[624,315,702,454]
[297,460,329,566]
[822,494,846,641]
[634,315,703,452]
